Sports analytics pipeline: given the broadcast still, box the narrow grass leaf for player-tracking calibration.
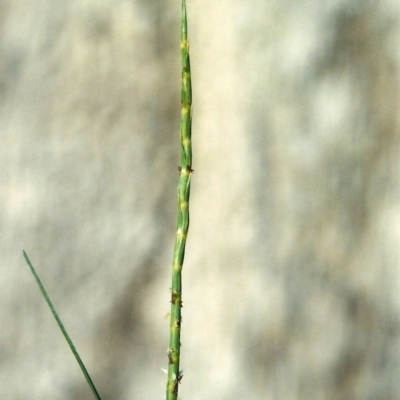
[23,250,103,400]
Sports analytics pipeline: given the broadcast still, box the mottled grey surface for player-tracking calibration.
[1,0,400,399]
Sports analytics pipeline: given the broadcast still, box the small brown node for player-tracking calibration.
[170,290,179,304]
[178,165,194,173]
[171,293,183,306]
[173,373,184,395]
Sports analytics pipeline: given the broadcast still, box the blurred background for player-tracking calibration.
[1,0,400,399]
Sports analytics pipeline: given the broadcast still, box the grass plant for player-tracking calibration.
[23,1,193,399]
[166,1,193,398]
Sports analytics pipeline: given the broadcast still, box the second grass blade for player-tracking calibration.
[23,250,102,400]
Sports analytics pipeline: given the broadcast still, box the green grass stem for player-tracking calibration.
[23,251,102,400]
[166,1,193,399]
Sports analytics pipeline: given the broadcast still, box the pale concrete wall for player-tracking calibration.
[1,0,399,399]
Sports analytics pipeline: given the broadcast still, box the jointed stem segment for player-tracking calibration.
[166,1,192,399]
